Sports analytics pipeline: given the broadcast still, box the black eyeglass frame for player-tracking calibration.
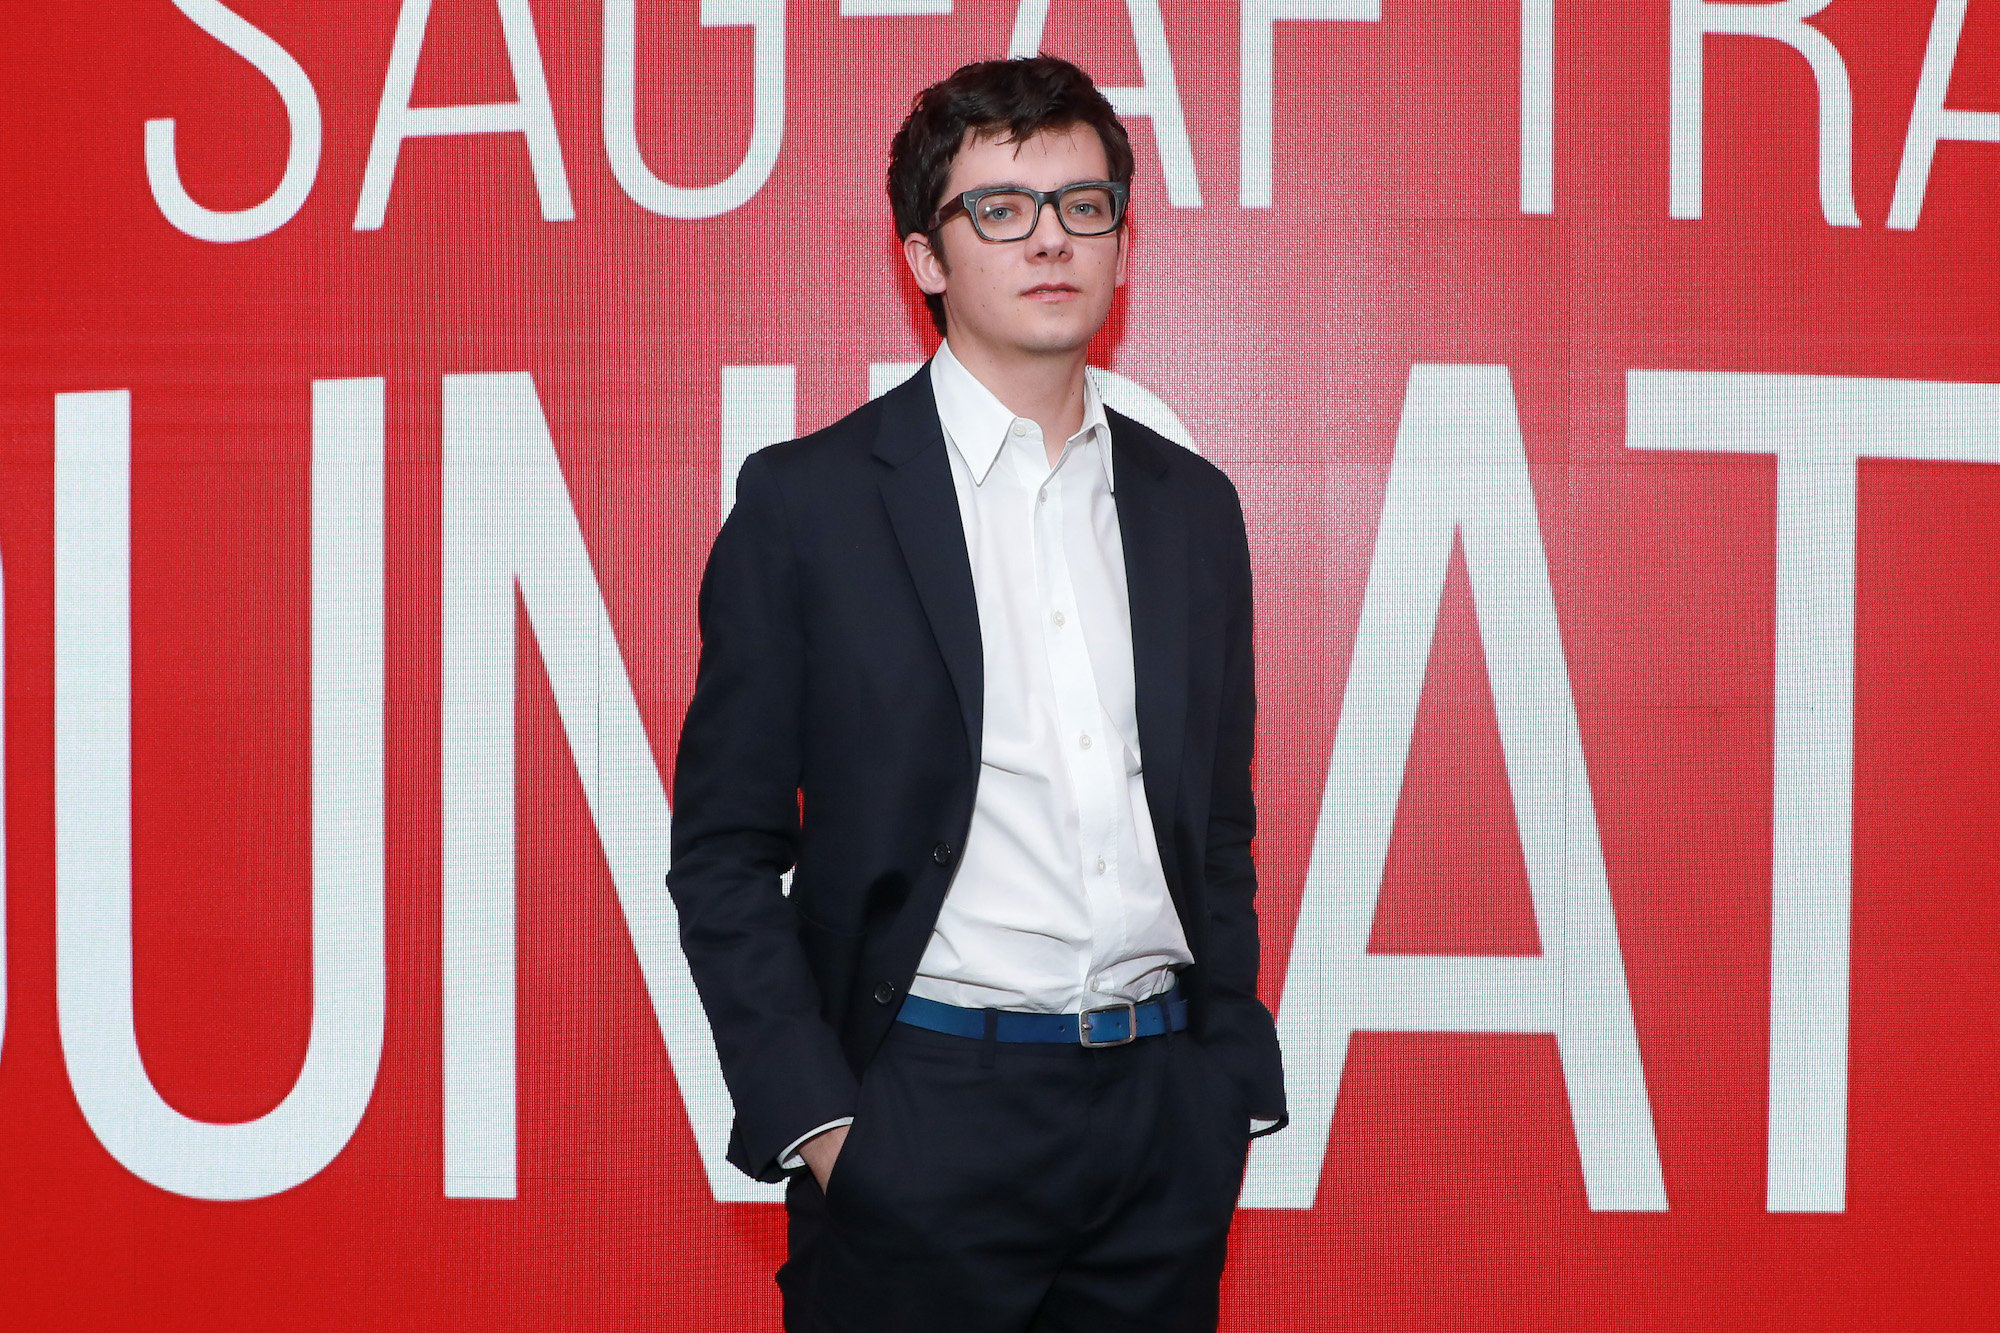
[928,180,1130,242]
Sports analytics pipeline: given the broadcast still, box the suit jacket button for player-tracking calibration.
[873,982,899,1006]
[931,842,955,866]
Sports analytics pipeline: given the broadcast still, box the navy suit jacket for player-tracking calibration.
[668,362,1287,1183]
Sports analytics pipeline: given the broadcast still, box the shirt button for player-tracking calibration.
[1011,421,1028,437]
[1052,610,1066,628]
[931,841,955,866]
[1095,857,1107,875]
[1037,488,1048,504]
[1079,733,1092,751]
[873,981,899,1005]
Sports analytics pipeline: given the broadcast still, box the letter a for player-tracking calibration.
[1889,0,2000,230]
[1010,0,1203,205]
[356,0,574,229]
[1242,365,1666,1212]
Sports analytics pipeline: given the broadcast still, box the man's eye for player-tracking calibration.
[980,202,1015,221]
[1067,200,1101,216]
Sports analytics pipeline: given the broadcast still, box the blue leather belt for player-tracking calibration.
[895,983,1188,1047]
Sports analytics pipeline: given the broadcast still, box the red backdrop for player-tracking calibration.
[6,0,2000,1327]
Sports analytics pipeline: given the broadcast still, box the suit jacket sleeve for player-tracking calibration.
[668,448,859,1181]
[1203,477,1289,1136]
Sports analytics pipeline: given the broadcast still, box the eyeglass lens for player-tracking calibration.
[971,186,1122,241]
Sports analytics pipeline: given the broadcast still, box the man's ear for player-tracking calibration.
[1114,221,1129,289]
[903,230,948,297]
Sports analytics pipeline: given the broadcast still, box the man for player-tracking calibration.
[668,55,1286,1332]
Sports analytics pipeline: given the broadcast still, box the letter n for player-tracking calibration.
[441,372,776,1201]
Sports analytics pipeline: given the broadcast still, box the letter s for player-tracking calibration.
[145,0,321,242]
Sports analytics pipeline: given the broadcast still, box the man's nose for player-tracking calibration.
[1026,198,1073,255]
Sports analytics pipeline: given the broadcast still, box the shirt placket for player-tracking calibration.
[1023,430,1129,1003]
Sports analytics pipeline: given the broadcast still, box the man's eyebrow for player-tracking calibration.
[959,179,1102,193]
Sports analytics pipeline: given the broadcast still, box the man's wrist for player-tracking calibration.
[796,1123,852,1189]
[777,1117,854,1172]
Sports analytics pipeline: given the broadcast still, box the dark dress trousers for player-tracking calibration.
[666,361,1287,1322]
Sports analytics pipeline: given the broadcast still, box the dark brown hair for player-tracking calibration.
[887,56,1134,337]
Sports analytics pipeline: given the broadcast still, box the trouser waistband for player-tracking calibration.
[894,980,1187,1048]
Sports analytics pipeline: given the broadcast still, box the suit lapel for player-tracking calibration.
[871,374,1190,897]
[1110,415,1190,898]
[874,363,984,764]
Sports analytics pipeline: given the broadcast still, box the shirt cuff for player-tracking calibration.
[777,1117,855,1172]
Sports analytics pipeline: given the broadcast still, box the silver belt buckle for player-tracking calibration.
[1079,1000,1139,1047]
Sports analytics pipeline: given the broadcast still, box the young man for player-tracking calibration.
[668,55,1286,1332]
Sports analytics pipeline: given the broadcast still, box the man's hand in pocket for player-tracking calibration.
[800,1123,851,1192]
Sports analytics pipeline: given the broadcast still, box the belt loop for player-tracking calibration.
[979,1008,999,1069]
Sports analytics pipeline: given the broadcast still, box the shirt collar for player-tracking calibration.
[932,338,1115,492]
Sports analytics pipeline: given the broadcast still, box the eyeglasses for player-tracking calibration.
[929,181,1129,242]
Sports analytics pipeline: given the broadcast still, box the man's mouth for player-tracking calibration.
[1024,283,1080,298]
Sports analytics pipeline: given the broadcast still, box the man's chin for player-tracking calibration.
[1013,317,1106,358]
[950,311,1110,362]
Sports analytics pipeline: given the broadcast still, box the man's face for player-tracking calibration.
[904,125,1128,360]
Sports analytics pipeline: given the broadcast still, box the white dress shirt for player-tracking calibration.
[778,343,1201,1169]
[907,339,1193,1012]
